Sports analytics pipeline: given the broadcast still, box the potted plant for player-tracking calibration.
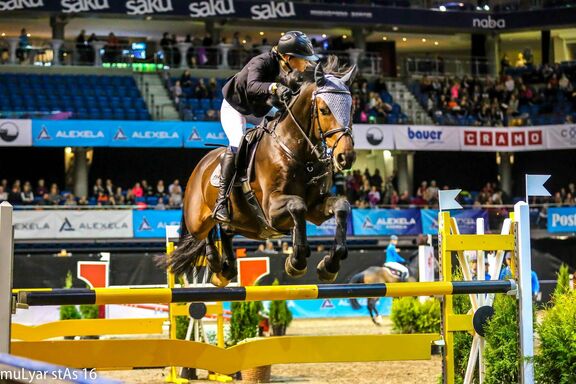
[269,279,293,336]
[229,300,271,383]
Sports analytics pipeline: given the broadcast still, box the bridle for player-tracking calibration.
[278,84,354,169]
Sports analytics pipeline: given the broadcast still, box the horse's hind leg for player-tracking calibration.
[368,298,383,326]
[315,197,350,282]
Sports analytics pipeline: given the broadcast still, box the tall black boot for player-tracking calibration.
[212,148,236,223]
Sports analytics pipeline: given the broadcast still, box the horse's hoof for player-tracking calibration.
[374,315,383,326]
[316,257,338,283]
[211,273,230,287]
[285,256,307,278]
[220,262,238,281]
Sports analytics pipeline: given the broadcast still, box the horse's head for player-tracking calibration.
[310,61,357,171]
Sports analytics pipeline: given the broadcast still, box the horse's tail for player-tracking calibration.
[157,212,206,278]
[348,273,364,310]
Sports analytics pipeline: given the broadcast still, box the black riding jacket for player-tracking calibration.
[222,51,282,118]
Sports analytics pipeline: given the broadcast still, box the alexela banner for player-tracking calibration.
[0,119,32,147]
[421,209,488,235]
[352,124,395,150]
[33,120,109,147]
[109,121,184,148]
[352,208,421,236]
[13,210,133,239]
[305,216,354,237]
[133,210,182,238]
[184,121,229,148]
[547,207,576,233]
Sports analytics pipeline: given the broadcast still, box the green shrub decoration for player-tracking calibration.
[553,264,571,299]
[60,305,81,320]
[535,290,576,384]
[79,305,99,319]
[391,297,440,334]
[175,315,190,340]
[269,280,293,335]
[483,294,519,384]
[229,301,263,346]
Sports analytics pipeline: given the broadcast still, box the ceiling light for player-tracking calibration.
[242,39,246,44]
[259,31,264,36]
[280,32,285,36]
[392,26,398,31]
[145,16,152,20]
[484,4,490,10]
[382,36,387,40]
[402,37,407,42]
[342,34,347,39]
[434,41,439,45]
[422,38,426,42]
[1,33,5,37]
[26,33,31,37]
[322,34,327,38]
[439,5,446,11]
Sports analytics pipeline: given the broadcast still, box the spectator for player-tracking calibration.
[515,52,526,68]
[195,78,208,99]
[97,191,110,205]
[281,242,293,254]
[263,240,276,254]
[35,179,47,197]
[180,70,193,88]
[114,187,125,205]
[169,179,181,194]
[78,196,88,206]
[105,179,114,196]
[141,179,154,196]
[8,184,21,205]
[48,183,62,205]
[169,180,183,208]
[17,28,29,63]
[172,80,183,105]
[131,182,143,198]
[104,32,120,63]
[155,197,166,210]
[20,182,34,205]
[156,180,166,197]
[38,193,52,206]
[64,193,77,206]
[370,169,383,190]
[367,186,381,208]
[205,109,218,121]
[93,178,105,197]
[0,186,7,202]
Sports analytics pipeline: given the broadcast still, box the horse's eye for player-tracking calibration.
[320,108,331,116]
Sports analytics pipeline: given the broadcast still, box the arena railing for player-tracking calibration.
[403,56,496,77]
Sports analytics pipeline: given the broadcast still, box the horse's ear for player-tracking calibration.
[314,63,326,87]
[340,65,358,86]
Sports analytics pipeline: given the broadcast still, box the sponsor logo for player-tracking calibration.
[113,128,128,140]
[59,218,75,232]
[61,0,110,13]
[320,299,334,309]
[362,217,374,229]
[365,126,383,146]
[464,130,543,147]
[0,121,18,142]
[189,0,234,18]
[551,212,576,227]
[560,125,576,144]
[138,217,152,231]
[250,1,295,20]
[37,127,51,140]
[14,222,50,231]
[472,16,505,29]
[132,130,179,139]
[407,126,443,141]
[206,131,225,140]
[56,129,105,138]
[125,0,173,15]
[362,215,416,230]
[0,0,43,12]
[188,128,201,141]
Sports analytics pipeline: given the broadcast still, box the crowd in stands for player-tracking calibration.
[0,178,184,208]
[414,60,576,126]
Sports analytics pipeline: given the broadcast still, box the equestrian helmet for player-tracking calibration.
[277,31,319,62]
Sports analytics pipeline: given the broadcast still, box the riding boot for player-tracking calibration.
[213,148,236,223]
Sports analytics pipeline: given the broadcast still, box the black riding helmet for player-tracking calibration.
[277,31,319,62]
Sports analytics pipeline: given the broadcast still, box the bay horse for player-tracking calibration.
[168,57,357,287]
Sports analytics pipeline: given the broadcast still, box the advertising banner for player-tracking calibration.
[183,121,228,148]
[352,208,421,236]
[460,126,546,152]
[546,124,576,150]
[393,125,460,151]
[305,217,354,237]
[0,119,32,146]
[547,207,576,233]
[421,209,488,235]
[352,124,395,150]
[281,297,391,318]
[32,120,110,147]
[133,210,182,238]
[109,121,184,147]
[13,210,133,239]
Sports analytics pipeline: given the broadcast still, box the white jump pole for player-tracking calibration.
[0,202,14,354]
[515,201,534,384]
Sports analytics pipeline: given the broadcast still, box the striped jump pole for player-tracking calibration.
[17,280,516,307]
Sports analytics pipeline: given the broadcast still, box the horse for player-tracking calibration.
[348,254,423,325]
[168,57,357,287]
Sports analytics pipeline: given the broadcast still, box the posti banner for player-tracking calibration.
[460,126,546,152]
[392,125,460,151]
[13,210,133,239]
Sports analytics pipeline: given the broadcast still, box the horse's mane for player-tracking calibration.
[286,55,349,91]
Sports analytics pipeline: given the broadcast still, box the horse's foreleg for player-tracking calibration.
[315,197,350,282]
[270,195,310,278]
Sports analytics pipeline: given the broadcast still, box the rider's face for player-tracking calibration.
[287,56,309,72]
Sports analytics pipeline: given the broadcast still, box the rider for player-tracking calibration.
[213,31,319,223]
[384,235,409,280]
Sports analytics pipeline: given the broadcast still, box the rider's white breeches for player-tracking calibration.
[220,99,246,148]
[220,99,278,149]
[385,262,409,277]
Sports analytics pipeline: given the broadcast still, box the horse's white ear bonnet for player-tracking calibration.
[315,74,353,129]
